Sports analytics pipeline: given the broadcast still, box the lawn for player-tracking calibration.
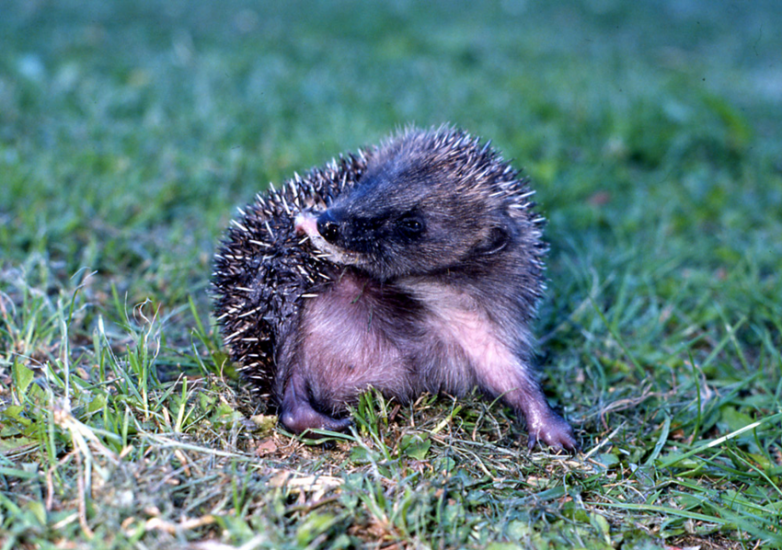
[1,0,781,548]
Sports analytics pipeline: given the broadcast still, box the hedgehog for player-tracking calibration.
[213,126,577,451]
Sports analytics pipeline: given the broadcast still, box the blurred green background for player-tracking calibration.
[3,1,780,299]
[2,1,782,547]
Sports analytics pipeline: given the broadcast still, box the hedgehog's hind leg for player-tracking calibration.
[279,370,352,436]
[469,350,578,452]
[493,373,578,452]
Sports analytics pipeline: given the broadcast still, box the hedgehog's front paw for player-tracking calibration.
[279,403,352,437]
[526,411,578,453]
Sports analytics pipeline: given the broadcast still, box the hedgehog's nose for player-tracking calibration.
[317,212,340,244]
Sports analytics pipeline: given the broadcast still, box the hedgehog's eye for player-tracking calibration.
[395,215,425,239]
[317,211,342,244]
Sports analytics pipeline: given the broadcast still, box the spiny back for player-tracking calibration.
[212,153,368,396]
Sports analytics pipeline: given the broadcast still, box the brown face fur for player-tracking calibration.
[308,132,519,281]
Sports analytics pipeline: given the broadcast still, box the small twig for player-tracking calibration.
[582,422,626,460]
[46,467,54,511]
[286,495,340,514]
[75,452,94,538]
[145,515,216,534]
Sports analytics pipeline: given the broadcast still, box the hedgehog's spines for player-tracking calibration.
[230,220,248,233]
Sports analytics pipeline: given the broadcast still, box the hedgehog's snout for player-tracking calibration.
[317,211,341,245]
[295,210,362,266]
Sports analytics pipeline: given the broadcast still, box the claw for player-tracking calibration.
[526,411,578,453]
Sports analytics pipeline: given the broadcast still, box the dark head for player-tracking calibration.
[297,127,537,281]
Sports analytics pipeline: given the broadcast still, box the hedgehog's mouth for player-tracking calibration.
[294,211,362,266]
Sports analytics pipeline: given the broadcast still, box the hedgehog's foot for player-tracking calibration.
[522,405,578,452]
[279,373,352,436]
[279,402,352,436]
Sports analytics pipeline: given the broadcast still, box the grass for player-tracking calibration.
[1,0,781,548]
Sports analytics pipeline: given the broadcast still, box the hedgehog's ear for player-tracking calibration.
[474,226,509,256]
